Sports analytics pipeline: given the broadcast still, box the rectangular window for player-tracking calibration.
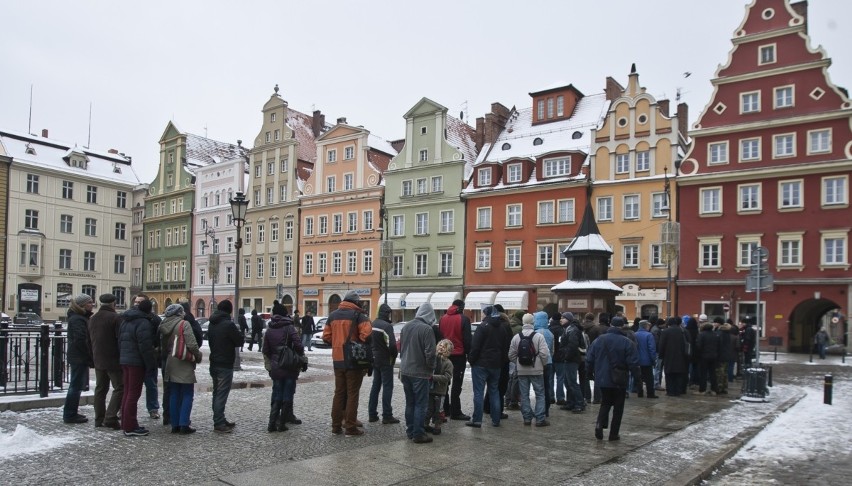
[26,174,39,194]
[808,129,831,154]
[556,95,564,116]
[333,214,343,234]
[114,255,126,274]
[318,216,328,235]
[326,176,336,193]
[271,222,279,241]
[436,252,452,275]
[347,251,357,273]
[440,210,454,233]
[87,185,98,204]
[538,245,554,267]
[304,217,314,236]
[116,191,127,208]
[246,226,253,243]
[506,247,521,269]
[280,157,289,173]
[431,176,443,193]
[303,253,313,275]
[392,215,404,236]
[635,151,650,171]
[343,173,354,191]
[327,149,337,163]
[547,97,554,118]
[59,249,72,269]
[270,256,278,278]
[344,146,354,160]
[709,141,729,164]
[544,157,570,177]
[822,234,847,266]
[740,138,761,161]
[268,161,275,175]
[538,201,555,224]
[623,195,640,220]
[392,255,403,277]
[507,164,522,183]
[779,238,802,266]
[558,243,570,266]
[25,209,39,229]
[347,212,357,233]
[700,187,722,214]
[478,168,492,186]
[597,197,613,221]
[28,243,39,267]
[266,187,273,205]
[85,218,97,237]
[84,251,96,271]
[332,252,342,274]
[283,256,292,278]
[738,184,762,212]
[416,178,427,194]
[415,213,428,235]
[700,242,721,268]
[363,249,373,273]
[280,185,287,202]
[363,210,373,231]
[414,253,428,276]
[506,204,522,227]
[115,222,126,240]
[557,199,575,223]
[773,133,795,158]
[62,181,74,199]
[200,268,206,286]
[741,91,760,113]
[285,221,293,240]
[651,244,664,267]
[402,180,413,197]
[774,86,794,109]
[779,180,802,209]
[623,245,639,268]
[537,100,545,119]
[257,257,264,278]
[56,283,72,307]
[317,252,327,274]
[258,224,265,243]
[133,236,142,256]
[476,248,491,270]
[419,149,428,162]
[759,44,776,64]
[615,153,630,173]
[822,176,848,206]
[60,214,73,233]
[255,164,261,177]
[254,190,261,207]
[652,192,669,218]
[477,207,492,229]
[738,240,759,267]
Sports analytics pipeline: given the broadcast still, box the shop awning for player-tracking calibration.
[402,292,432,310]
[430,292,461,311]
[464,291,496,308]
[495,291,529,310]
[377,293,407,310]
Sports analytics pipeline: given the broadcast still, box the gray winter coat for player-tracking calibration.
[399,304,437,380]
[159,315,201,384]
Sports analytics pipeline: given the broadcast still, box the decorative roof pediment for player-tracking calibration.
[404,97,448,119]
[318,124,364,141]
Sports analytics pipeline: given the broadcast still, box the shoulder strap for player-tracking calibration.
[347,313,361,343]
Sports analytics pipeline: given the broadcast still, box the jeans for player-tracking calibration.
[597,387,627,438]
[654,357,663,388]
[471,366,501,425]
[564,361,584,409]
[302,334,312,351]
[210,366,234,426]
[331,368,366,429]
[169,382,194,427]
[518,374,546,422]
[271,378,296,402]
[63,362,89,420]
[554,362,567,401]
[448,355,467,416]
[144,367,159,412]
[543,363,553,415]
[93,368,123,424]
[817,343,827,359]
[368,364,394,419]
[120,365,145,432]
[401,374,429,439]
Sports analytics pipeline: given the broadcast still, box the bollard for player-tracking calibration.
[40,323,50,398]
[844,351,846,364]
[810,350,813,363]
[767,366,773,387]
[774,347,777,361]
[824,375,833,405]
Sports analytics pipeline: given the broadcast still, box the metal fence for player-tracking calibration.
[0,322,70,396]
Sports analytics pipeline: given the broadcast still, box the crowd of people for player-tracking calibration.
[63,289,761,443]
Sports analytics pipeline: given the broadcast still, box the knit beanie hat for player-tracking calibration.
[436,339,454,359]
[75,294,94,306]
[164,304,184,317]
[561,312,575,322]
[343,290,360,303]
[217,300,234,314]
[522,313,535,326]
[452,299,465,310]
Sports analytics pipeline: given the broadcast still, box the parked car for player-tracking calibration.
[307,316,329,347]
[13,312,43,326]
[392,322,406,353]
[243,312,272,344]
[197,318,210,340]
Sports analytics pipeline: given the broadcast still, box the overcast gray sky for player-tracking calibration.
[2,0,849,183]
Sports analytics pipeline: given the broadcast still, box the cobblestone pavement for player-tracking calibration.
[0,351,848,485]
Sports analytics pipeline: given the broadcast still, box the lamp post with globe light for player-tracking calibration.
[229,191,249,371]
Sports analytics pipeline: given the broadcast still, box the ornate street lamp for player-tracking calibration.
[203,228,218,317]
[229,191,249,371]
[379,207,394,306]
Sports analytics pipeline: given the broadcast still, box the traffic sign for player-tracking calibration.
[745,275,774,292]
[400,299,407,308]
[723,303,730,313]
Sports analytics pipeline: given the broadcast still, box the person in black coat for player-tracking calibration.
[368,304,399,424]
[467,306,511,427]
[300,311,316,351]
[695,322,720,394]
[658,317,689,397]
[63,294,95,424]
[271,300,287,318]
[248,310,264,351]
[207,300,244,432]
[119,299,157,436]
[237,312,249,350]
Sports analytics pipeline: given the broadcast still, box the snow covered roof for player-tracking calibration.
[368,134,398,157]
[184,133,248,173]
[475,93,610,165]
[0,128,141,186]
[446,115,477,180]
[551,280,623,292]
[287,109,325,163]
[565,234,613,253]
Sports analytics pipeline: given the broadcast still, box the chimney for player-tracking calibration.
[605,77,624,101]
[41,129,49,138]
[336,117,347,125]
[677,102,689,140]
[791,1,808,33]
[475,116,485,151]
[312,110,325,137]
[658,99,670,118]
[108,148,119,154]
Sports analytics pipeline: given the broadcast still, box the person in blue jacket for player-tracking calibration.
[586,318,640,441]
[634,320,658,398]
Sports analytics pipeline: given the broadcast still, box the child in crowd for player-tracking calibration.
[425,339,454,435]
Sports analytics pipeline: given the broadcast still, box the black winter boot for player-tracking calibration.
[268,400,282,433]
[275,401,288,432]
[283,401,302,425]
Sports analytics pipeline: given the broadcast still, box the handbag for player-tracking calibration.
[276,327,308,372]
[171,321,195,362]
[344,316,373,369]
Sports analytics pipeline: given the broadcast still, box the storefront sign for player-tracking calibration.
[303,288,319,296]
[21,289,39,302]
[619,284,666,300]
[565,299,588,308]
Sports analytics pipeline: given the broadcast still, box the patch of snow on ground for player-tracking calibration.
[0,424,76,460]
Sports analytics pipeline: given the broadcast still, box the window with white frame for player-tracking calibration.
[416,178,427,194]
[822,176,847,206]
[85,218,97,237]
[257,257,265,278]
[245,226,252,243]
[62,180,74,199]
[363,210,373,231]
[506,246,521,269]
[332,251,342,274]
[821,231,847,266]
[699,239,721,268]
[331,214,342,234]
[346,250,357,273]
[280,157,289,172]
[477,207,492,229]
[557,96,564,116]
[254,190,261,207]
[285,221,293,240]
[597,197,613,221]
[415,213,428,235]
[538,244,554,267]
[738,184,761,212]
[440,210,453,233]
[544,158,570,177]
[414,253,428,276]
[740,138,761,162]
[419,149,428,162]
[778,233,803,266]
[255,164,261,177]
[615,153,630,173]
[317,215,328,235]
[709,141,729,164]
[738,237,760,267]
[431,176,443,193]
[651,244,664,267]
[392,215,404,236]
[115,222,126,240]
[392,255,403,277]
[284,256,292,277]
[343,173,354,191]
[636,151,650,171]
[348,212,358,233]
[402,180,413,197]
[303,253,313,275]
[700,187,722,214]
[623,244,639,268]
[774,86,794,109]
[547,97,554,118]
[304,217,314,236]
[271,222,279,241]
[558,243,570,266]
[258,224,265,243]
[478,167,492,186]
[538,201,555,224]
[326,176,336,193]
[440,252,452,275]
[759,44,776,65]
[25,174,39,194]
[506,204,522,227]
[266,187,273,205]
[268,161,275,175]
[84,251,96,271]
[773,133,795,158]
[537,100,545,119]
[623,195,640,220]
[244,258,251,279]
[344,146,354,160]
[741,91,760,113]
[557,199,575,223]
[60,214,73,233]
[808,129,831,154]
[270,255,278,278]
[507,163,522,183]
[476,248,491,270]
[652,192,668,217]
[363,250,373,273]
[779,180,803,209]
[327,149,336,163]
[318,253,327,274]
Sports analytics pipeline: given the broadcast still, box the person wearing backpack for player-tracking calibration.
[508,313,551,426]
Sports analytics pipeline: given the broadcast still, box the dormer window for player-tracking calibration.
[533,138,543,146]
[507,163,522,183]
[501,143,511,151]
[572,131,583,139]
[478,167,492,186]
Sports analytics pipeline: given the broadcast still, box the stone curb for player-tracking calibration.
[666,389,807,486]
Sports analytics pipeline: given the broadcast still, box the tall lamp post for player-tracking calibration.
[379,207,393,307]
[229,191,249,371]
[203,228,218,317]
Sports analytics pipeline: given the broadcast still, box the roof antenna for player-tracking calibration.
[87,102,92,148]
[28,84,33,134]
